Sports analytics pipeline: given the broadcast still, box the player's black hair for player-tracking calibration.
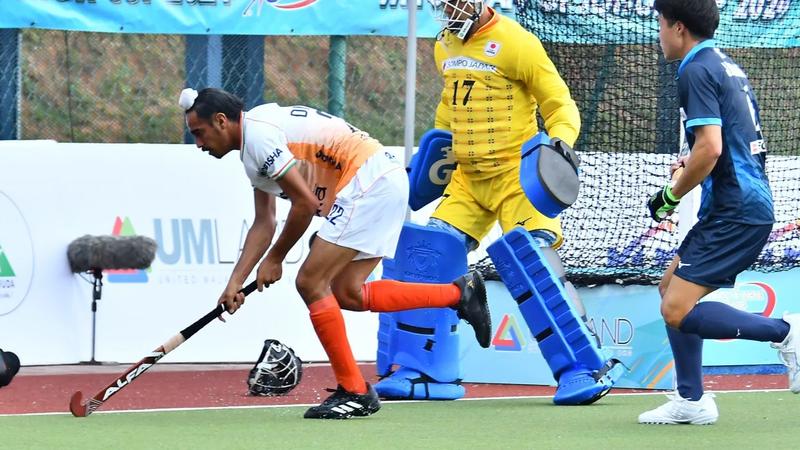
[654,0,719,40]
[187,88,244,123]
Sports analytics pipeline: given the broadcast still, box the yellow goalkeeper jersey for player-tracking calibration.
[433,8,580,180]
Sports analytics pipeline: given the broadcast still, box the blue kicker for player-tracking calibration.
[375,223,468,400]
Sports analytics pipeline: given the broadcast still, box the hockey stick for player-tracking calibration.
[69,281,260,417]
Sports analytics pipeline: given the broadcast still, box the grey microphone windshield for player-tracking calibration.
[67,235,157,273]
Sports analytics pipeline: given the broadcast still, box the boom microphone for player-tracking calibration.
[67,235,157,273]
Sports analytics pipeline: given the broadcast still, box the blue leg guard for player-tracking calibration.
[375,223,468,400]
[487,227,625,405]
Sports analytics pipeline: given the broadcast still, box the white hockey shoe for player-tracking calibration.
[771,313,800,393]
[638,392,718,425]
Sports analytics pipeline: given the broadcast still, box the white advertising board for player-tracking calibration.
[0,141,377,365]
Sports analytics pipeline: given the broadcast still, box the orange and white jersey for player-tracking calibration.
[240,103,380,216]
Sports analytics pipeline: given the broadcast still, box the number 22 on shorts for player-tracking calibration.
[327,203,345,225]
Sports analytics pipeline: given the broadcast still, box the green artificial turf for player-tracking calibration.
[0,391,795,449]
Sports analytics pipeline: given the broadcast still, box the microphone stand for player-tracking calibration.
[81,268,103,365]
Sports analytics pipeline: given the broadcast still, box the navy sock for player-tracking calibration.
[666,325,704,401]
[679,301,790,342]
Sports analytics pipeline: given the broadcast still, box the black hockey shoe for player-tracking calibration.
[304,383,381,419]
[453,270,492,348]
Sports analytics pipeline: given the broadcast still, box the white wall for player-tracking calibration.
[0,141,377,364]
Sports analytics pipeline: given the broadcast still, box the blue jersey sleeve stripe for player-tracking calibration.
[686,117,722,129]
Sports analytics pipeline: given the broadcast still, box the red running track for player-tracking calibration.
[0,363,789,415]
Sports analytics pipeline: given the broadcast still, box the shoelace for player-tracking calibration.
[316,386,351,407]
[778,348,798,370]
[661,392,715,410]
[663,392,688,410]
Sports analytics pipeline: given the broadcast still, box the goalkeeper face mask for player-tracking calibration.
[247,339,303,396]
[429,0,484,41]
[0,349,20,388]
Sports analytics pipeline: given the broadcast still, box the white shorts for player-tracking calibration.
[317,149,409,260]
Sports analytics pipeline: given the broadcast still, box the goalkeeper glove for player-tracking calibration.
[647,184,681,221]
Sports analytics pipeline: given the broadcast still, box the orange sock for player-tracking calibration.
[308,296,367,394]
[361,280,461,312]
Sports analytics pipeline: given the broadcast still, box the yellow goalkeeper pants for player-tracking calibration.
[430,166,563,248]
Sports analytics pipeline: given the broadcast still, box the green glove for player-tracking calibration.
[647,184,681,221]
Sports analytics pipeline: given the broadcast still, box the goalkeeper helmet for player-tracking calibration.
[428,0,485,40]
[247,339,303,396]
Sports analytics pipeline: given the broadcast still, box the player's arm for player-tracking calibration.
[671,125,721,198]
[669,63,723,198]
[647,125,721,222]
[433,42,452,131]
[229,189,277,286]
[516,33,580,146]
[219,188,276,313]
[264,166,317,265]
[434,100,452,130]
[648,63,723,221]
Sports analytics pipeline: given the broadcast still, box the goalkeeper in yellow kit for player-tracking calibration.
[430,1,578,249]
[375,1,622,405]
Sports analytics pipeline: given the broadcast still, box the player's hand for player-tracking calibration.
[217,281,245,320]
[647,184,681,222]
[256,255,282,291]
[670,156,688,178]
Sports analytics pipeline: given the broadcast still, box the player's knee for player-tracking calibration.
[331,283,364,311]
[528,229,559,249]
[657,280,669,299]
[426,218,478,253]
[295,272,327,304]
[660,299,687,329]
[537,242,566,277]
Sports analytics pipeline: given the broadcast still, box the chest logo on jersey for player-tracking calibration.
[315,149,343,170]
[259,148,283,176]
[484,41,501,57]
[750,139,767,155]
[442,57,496,73]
